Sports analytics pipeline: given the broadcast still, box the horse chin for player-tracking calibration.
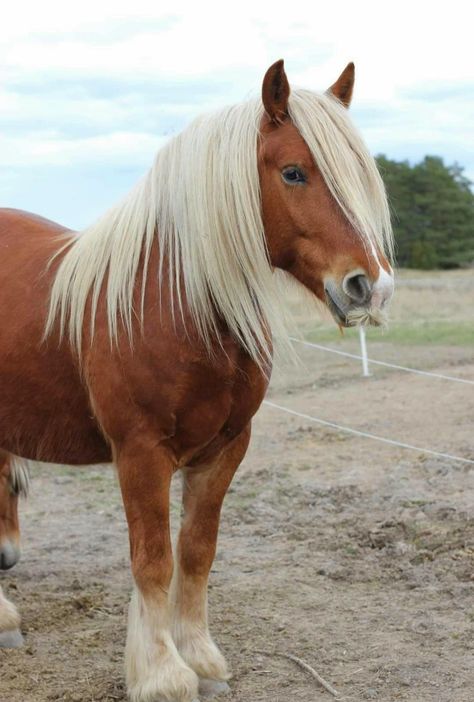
[325,291,388,329]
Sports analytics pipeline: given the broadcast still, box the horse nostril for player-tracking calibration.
[343,272,372,304]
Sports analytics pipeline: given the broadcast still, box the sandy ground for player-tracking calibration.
[1,271,473,702]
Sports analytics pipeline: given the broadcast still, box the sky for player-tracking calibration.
[1,0,473,229]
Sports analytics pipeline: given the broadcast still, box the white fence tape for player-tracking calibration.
[290,337,474,386]
[263,400,474,465]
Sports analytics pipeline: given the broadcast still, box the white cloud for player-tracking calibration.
[1,0,473,226]
[0,131,168,167]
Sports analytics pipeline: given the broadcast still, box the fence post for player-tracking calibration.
[359,326,370,377]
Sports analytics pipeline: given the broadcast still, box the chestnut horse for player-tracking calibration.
[0,61,394,701]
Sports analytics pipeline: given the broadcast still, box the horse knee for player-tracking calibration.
[131,547,174,597]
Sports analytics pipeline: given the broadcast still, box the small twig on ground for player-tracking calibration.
[255,649,341,698]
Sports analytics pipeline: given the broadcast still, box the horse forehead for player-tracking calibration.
[259,121,314,166]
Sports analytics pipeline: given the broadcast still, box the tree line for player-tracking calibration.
[376,155,474,269]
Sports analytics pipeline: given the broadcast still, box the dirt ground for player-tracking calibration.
[1,270,473,702]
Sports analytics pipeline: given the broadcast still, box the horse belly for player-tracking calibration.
[0,356,111,465]
[0,212,111,465]
[0,320,110,464]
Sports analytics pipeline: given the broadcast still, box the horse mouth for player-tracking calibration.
[325,288,349,326]
[325,288,387,329]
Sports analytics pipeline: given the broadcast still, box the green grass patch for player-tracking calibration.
[306,320,474,346]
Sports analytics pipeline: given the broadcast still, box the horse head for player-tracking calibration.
[259,60,394,328]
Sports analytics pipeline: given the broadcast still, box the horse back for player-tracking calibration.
[0,208,71,236]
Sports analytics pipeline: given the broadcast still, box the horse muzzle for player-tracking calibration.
[0,540,20,570]
[324,269,394,328]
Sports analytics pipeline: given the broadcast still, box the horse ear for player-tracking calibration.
[328,62,355,108]
[262,59,290,123]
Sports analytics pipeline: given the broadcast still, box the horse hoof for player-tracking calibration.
[199,679,231,698]
[0,629,24,648]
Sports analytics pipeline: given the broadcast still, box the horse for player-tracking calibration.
[0,60,394,701]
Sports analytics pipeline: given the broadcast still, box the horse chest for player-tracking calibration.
[86,333,269,467]
[167,356,269,466]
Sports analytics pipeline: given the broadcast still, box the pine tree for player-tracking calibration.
[376,155,474,269]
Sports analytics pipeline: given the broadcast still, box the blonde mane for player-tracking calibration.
[45,89,393,367]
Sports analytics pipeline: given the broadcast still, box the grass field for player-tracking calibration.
[301,268,474,346]
[308,319,474,346]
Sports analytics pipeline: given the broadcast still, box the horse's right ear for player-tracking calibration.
[262,59,290,124]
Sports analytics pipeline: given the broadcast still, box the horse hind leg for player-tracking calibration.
[0,453,24,647]
[0,585,23,648]
[171,426,251,698]
[0,454,27,570]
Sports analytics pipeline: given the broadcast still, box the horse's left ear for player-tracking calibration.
[262,59,290,123]
[328,62,355,108]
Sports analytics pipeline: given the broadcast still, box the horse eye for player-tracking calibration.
[282,167,306,184]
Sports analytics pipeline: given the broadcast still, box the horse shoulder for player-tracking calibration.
[83,329,268,466]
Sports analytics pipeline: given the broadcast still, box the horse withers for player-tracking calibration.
[0,60,394,701]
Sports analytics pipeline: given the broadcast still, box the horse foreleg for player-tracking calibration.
[171,427,250,690]
[117,436,199,702]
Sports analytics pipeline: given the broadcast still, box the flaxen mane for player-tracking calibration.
[46,90,393,367]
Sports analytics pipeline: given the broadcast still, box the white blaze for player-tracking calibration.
[367,238,394,309]
[372,264,394,309]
